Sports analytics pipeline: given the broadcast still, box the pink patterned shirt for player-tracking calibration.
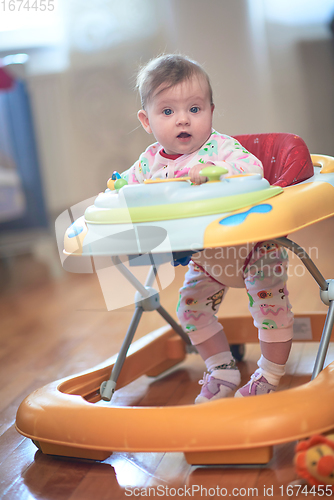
[122,130,263,183]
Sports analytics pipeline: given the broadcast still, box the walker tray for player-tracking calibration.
[63,157,334,257]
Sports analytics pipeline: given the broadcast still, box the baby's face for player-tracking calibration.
[138,75,214,156]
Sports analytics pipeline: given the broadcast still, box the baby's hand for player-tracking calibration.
[189,164,209,185]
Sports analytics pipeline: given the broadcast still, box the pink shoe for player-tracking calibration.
[234,370,277,398]
[195,372,238,404]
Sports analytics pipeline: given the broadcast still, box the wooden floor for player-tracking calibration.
[1,218,334,499]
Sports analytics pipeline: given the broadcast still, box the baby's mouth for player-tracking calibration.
[177,132,191,139]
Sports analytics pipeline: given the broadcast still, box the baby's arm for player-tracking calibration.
[121,161,141,184]
[211,135,263,177]
[120,143,159,184]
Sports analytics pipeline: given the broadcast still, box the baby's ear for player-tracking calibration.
[137,110,152,134]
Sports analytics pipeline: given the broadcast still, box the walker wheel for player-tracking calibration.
[230,344,245,361]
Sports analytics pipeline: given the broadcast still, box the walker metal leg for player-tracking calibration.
[100,255,191,400]
[156,305,192,346]
[273,237,328,291]
[100,306,143,401]
[273,237,333,378]
[312,300,334,379]
[145,254,160,287]
[111,255,151,297]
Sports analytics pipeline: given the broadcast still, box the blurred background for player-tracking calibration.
[0,0,334,287]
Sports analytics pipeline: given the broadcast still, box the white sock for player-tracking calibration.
[205,352,234,372]
[257,355,285,386]
[205,351,241,388]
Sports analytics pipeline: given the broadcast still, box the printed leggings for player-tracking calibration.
[176,242,294,346]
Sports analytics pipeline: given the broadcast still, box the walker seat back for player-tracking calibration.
[234,133,314,187]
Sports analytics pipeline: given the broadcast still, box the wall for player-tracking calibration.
[163,0,277,135]
[20,0,334,216]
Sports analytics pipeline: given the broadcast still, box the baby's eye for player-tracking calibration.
[190,106,200,113]
[163,108,173,116]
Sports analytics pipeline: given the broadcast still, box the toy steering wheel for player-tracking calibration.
[108,165,229,190]
[144,166,229,184]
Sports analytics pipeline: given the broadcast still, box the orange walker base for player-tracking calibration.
[16,314,334,465]
[15,147,334,465]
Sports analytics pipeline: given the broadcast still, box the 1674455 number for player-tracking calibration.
[1,0,55,11]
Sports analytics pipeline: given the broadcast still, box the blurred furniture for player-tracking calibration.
[0,56,59,277]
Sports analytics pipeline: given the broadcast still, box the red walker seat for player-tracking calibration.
[234,133,314,187]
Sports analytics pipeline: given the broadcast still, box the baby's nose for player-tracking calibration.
[176,112,190,125]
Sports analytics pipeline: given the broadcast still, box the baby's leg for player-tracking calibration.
[235,242,294,397]
[177,260,240,403]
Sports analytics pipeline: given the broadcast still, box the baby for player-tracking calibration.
[121,54,294,403]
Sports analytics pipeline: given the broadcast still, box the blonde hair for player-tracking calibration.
[136,54,213,109]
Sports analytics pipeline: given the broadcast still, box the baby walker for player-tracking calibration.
[16,133,334,465]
